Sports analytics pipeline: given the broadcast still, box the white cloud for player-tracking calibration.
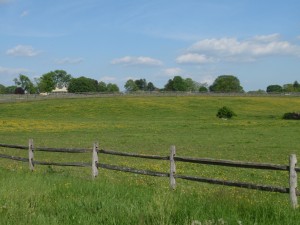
[100,76,116,82]
[163,67,184,76]
[6,45,41,57]
[252,33,280,42]
[0,66,29,76]
[111,56,163,66]
[176,53,215,64]
[182,34,300,64]
[20,10,29,17]
[55,57,84,65]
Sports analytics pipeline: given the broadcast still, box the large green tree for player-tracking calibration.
[37,73,56,93]
[98,81,108,92]
[164,79,174,91]
[68,77,98,93]
[185,78,203,92]
[124,79,139,92]
[98,81,119,93]
[209,75,243,93]
[38,70,72,93]
[134,79,147,91]
[278,81,300,93]
[173,76,188,91]
[146,82,156,91]
[283,84,295,92]
[124,78,156,92]
[164,76,188,91]
[293,81,300,90]
[13,74,36,94]
[199,86,208,93]
[52,70,72,88]
[266,85,283,93]
[106,83,119,92]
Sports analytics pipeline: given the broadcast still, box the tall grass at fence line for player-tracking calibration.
[1,167,300,225]
[1,95,300,224]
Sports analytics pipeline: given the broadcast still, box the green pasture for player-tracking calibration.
[0,95,300,224]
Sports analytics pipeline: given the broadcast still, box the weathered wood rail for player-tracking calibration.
[0,140,298,208]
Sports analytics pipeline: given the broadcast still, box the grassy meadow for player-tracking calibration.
[0,95,300,224]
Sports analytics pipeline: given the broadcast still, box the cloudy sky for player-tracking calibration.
[1,0,300,91]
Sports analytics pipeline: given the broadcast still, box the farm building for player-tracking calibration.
[52,86,68,93]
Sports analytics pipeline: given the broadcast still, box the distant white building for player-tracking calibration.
[52,86,68,93]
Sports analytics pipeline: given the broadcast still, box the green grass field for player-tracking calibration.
[0,95,300,224]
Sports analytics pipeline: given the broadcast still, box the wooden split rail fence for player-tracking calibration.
[0,140,299,208]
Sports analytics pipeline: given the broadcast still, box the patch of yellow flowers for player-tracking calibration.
[0,119,128,132]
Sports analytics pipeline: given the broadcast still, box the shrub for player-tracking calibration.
[14,87,25,94]
[283,112,300,120]
[199,86,208,93]
[216,106,237,119]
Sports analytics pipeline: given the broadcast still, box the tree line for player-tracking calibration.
[0,70,299,94]
[0,70,120,94]
[266,82,300,93]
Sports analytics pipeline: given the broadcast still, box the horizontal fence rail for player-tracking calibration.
[34,147,91,153]
[0,153,28,162]
[174,156,290,171]
[0,140,298,208]
[98,163,169,177]
[0,143,28,150]
[0,143,91,153]
[99,149,169,160]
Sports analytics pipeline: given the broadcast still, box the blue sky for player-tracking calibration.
[1,0,300,91]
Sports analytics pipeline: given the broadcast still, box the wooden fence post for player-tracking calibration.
[170,145,176,190]
[28,139,34,171]
[289,154,298,209]
[92,142,99,178]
